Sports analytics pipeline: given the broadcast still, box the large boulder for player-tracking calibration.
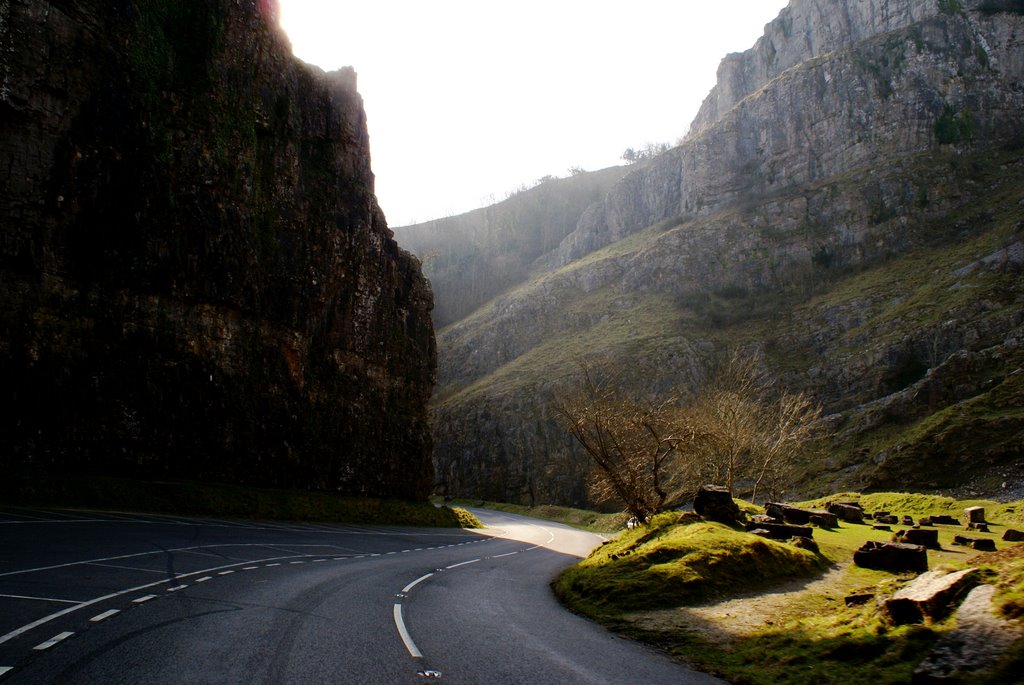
[693,485,742,524]
[884,568,978,625]
[828,502,865,524]
[899,528,940,549]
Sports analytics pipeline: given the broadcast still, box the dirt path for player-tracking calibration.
[624,564,857,642]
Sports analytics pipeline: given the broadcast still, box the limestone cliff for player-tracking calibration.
[416,0,1024,506]
[0,0,436,498]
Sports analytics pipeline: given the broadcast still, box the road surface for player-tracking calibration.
[0,506,722,683]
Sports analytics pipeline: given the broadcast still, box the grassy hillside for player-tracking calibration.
[432,146,1024,503]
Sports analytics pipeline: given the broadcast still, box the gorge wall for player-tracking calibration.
[0,0,436,498]
[403,0,1024,506]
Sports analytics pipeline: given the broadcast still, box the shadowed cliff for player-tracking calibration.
[0,0,436,498]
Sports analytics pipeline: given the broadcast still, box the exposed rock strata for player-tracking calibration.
[422,0,1024,505]
[0,0,436,498]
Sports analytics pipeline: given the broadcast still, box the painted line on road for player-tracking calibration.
[445,558,481,570]
[0,553,313,646]
[218,570,235,575]
[86,562,165,574]
[491,551,519,558]
[132,595,157,604]
[265,563,280,567]
[0,593,79,604]
[166,585,188,592]
[242,566,258,570]
[33,631,73,650]
[393,604,422,658]
[195,576,213,583]
[402,573,434,593]
[0,666,13,677]
[89,609,120,622]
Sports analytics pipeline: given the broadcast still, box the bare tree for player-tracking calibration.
[551,365,703,521]
[690,348,827,503]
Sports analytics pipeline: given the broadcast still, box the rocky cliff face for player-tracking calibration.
[0,0,436,498]
[418,0,1024,506]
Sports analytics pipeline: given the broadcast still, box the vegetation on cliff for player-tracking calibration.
[403,1,1024,508]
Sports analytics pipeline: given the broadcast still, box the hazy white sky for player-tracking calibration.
[278,1,789,227]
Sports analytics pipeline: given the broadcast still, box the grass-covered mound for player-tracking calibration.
[553,511,825,615]
[551,493,1024,684]
[3,470,482,528]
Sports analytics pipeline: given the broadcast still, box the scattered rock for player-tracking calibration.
[953,535,997,551]
[884,568,979,626]
[745,522,814,540]
[964,507,986,524]
[873,524,893,531]
[902,516,915,526]
[750,514,781,526]
[854,541,928,573]
[828,502,865,524]
[766,503,836,527]
[913,585,1023,683]
[845,592,875,607]
[1002,529,1024,542]
[899,528,940,549]
[930,515,960,525]
[965,522,989,533]
[693,484,742,524]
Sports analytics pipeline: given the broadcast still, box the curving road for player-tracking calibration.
[0,506,722,684]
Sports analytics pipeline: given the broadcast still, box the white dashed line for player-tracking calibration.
[242,566,258,570]
[34,632,73,650]
[0,666,13,677]
[289,561,305,565]
[0,593,78,604]
[195,576,212,583]
[492,551,518,558]
[218,570,235,575]
[166,585,188,592]
[132,595,157,604]
[90,609,120,622]
[313,559,326,563]
[393,604,422,658]
[265,563,280,567]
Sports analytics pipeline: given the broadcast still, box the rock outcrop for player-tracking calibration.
[0,0,436,498]
[407,0,1024,506]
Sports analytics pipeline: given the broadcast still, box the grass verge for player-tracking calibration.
[3,470,481,528]
[553,494,1024,684]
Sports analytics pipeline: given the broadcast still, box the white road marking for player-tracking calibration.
[445,558,481,570]
[393,604,422,658]
[33,632,73,650]
[90,609,120,622]
[132,595,157,604]
[289,561,305,565]
[0,593,79,604]
[166,585,188,592]
[0,666,12,677]
[265,564,280,567]
[85,562,165,574]
[218,570,235,575]
[402,573,434,593]
[242,566,258,570]
[492,551,518,558]
[312,559,326,563]
[194,576,213,583]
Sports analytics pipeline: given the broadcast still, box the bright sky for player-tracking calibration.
[277,1,789,227]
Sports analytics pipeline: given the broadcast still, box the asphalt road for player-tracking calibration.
[0,506,723,684]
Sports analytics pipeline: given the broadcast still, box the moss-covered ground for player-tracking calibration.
[553,492,1024,684]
